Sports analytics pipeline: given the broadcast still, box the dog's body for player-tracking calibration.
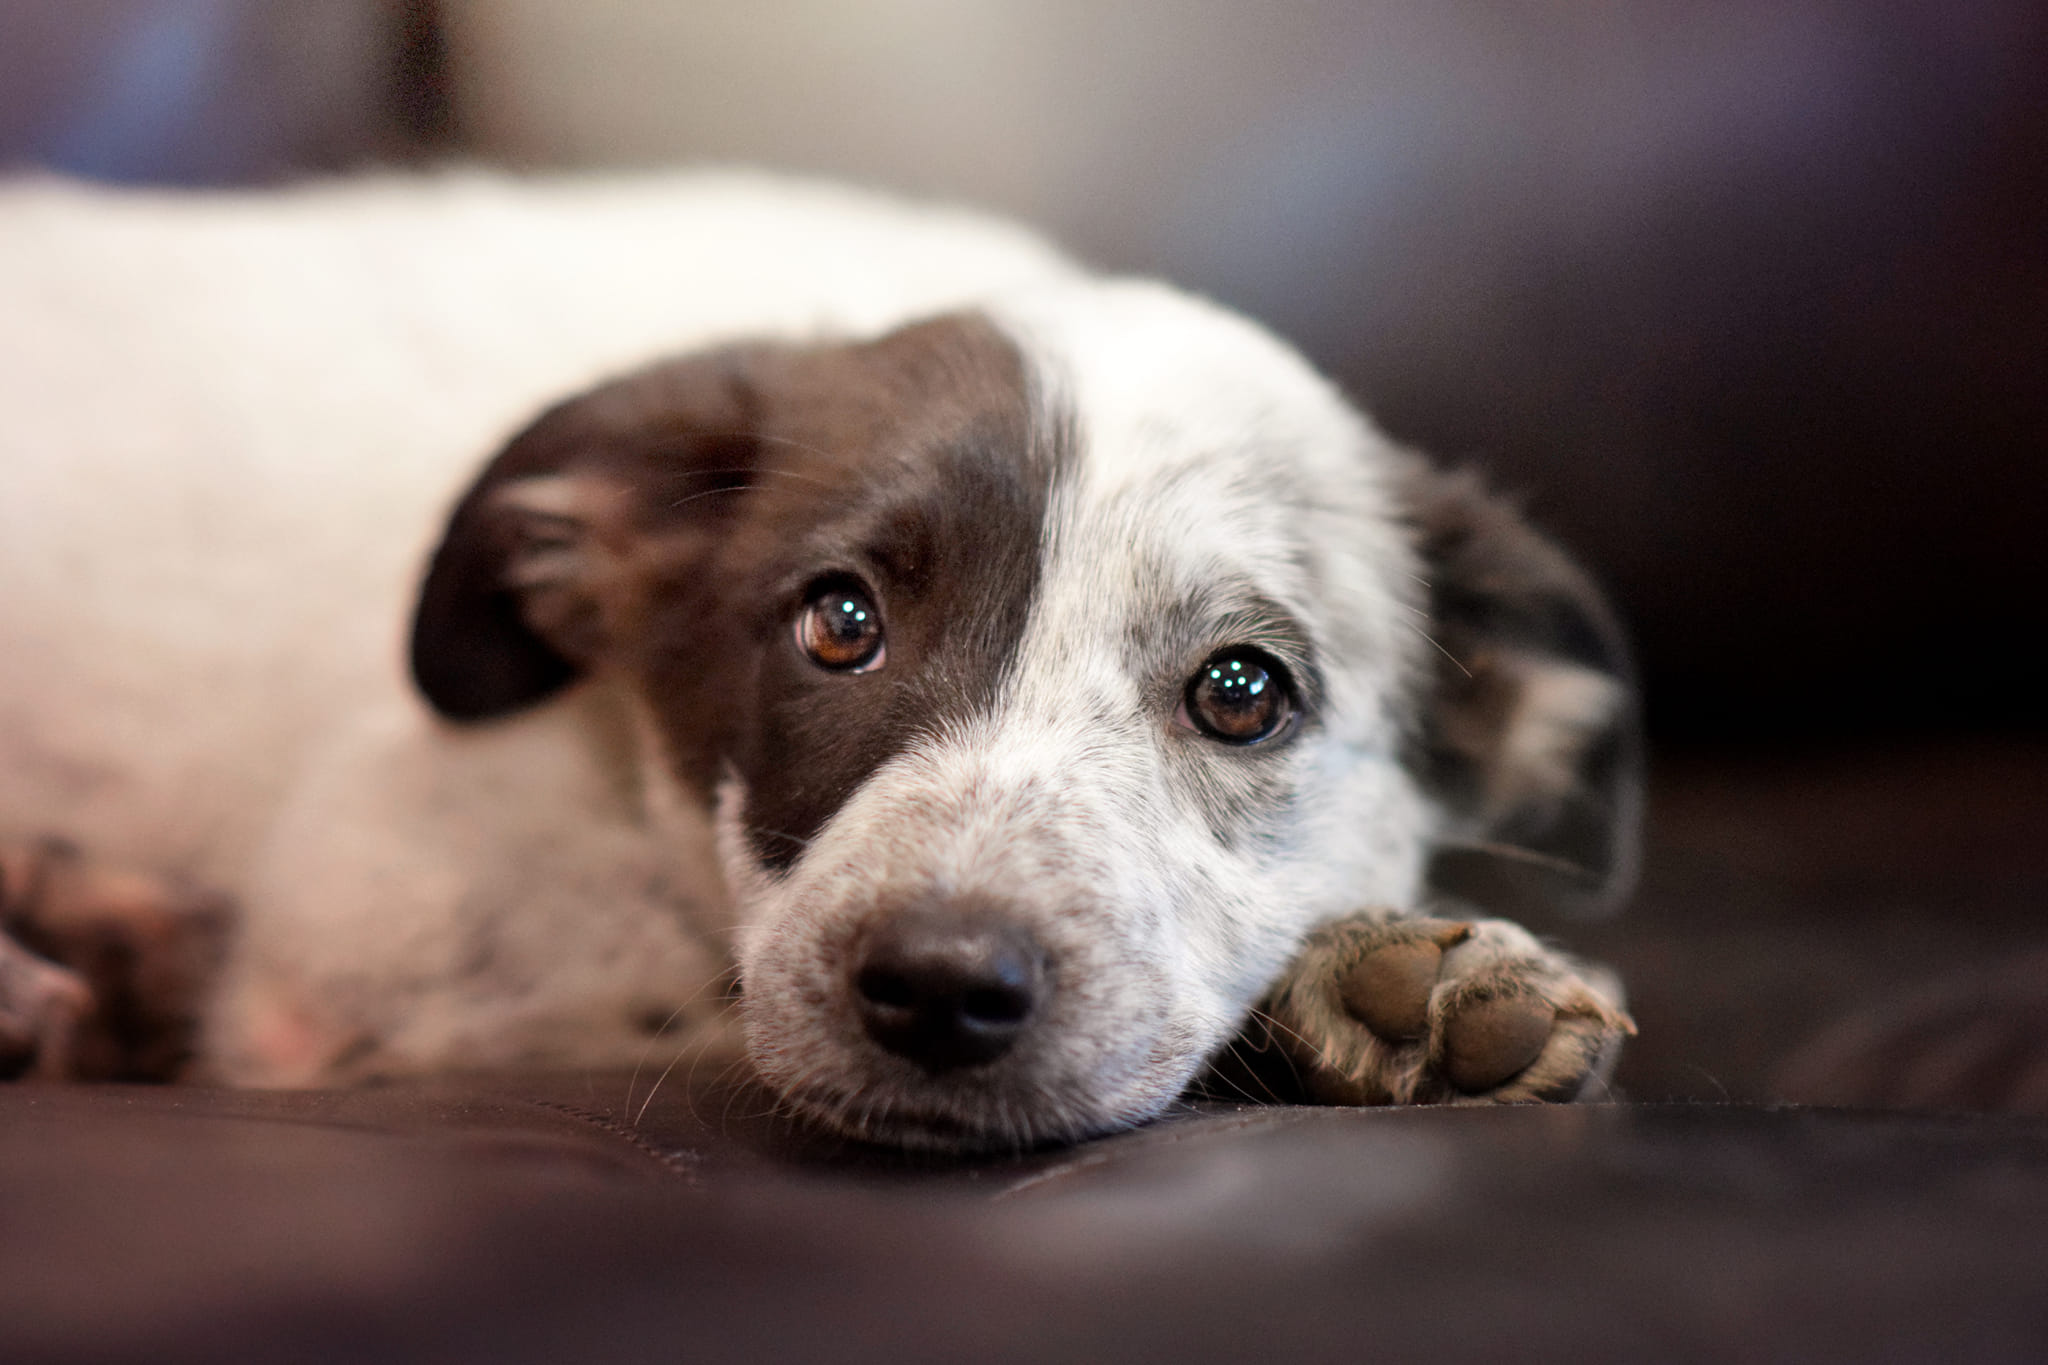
[1,172,1638,1148]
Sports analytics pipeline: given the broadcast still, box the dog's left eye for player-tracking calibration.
[1179,648,1297,745]
[796,579,886,672]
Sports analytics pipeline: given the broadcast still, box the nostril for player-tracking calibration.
[851,907,1048,1072]
[855,965,918,1012]
[960,984,1031,1026]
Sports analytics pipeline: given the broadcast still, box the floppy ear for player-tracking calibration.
[1397,460,1645,921]
[409,355,763,721]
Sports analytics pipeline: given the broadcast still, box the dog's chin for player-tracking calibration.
[766,1072,1171,1154]
[775,1085,1108,1154]
[747,1033,1198,1154]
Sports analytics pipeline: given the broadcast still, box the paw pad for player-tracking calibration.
[1336,922,1471,1043]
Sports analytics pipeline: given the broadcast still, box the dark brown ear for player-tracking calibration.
[410,354,763,721]
[1397,459,1645,921]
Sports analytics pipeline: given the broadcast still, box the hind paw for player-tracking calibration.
[0,933,93,1079]
[1262,911,1634,1105]
[1,837,229,1079]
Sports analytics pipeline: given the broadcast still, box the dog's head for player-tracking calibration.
[411,279,1638,1149]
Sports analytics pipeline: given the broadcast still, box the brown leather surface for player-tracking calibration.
[1581,739,2048,1111]
[4,1083,2047,1363]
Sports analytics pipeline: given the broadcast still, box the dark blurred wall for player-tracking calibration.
[1243,4,2048,746]
[0,0,441,183]
[5,0,2043,746]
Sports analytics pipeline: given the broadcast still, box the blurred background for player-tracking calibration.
[3,0,2044,1106]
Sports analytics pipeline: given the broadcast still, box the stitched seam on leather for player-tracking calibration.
[529,1099,706,1184]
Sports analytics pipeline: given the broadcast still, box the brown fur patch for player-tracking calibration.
[411,313,1071,869]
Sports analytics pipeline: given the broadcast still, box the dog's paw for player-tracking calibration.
[1261,911,1634,1105]
[0,837,229,1079]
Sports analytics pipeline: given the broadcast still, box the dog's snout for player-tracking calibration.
[853,907,1047,1071]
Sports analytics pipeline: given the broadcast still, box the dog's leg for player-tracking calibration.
[0,838,231,1080]
[1257,910,1634,1105]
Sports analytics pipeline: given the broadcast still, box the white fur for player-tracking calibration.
[2,172,1445,1142]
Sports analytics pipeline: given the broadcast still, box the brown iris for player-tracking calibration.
[797,579,886,672]
[1183,648,1295,744]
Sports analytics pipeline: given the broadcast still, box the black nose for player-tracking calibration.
[853,907,1048,1071]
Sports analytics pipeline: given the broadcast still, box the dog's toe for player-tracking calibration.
[0,937,94,1079]
[1440,989,1556,1093]
[1336,921,1470,1044]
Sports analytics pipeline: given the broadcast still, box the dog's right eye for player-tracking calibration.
[1179,647,1297,745]
[796,579,886,672]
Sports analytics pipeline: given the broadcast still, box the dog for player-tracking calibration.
[0,171,1639,1150]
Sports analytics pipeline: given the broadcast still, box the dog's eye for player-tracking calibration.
[1180,648,1296,745]
[796,579,886,672]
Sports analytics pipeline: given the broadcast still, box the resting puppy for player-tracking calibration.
[0,172,1637,1149]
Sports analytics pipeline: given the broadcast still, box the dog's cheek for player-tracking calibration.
[712,777,900,1048]
[724,894,854,1095]
[734,924,852,1080]
[709,776,805,964]
[1147,730,1438,1063]
[1149,750,1317,972]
